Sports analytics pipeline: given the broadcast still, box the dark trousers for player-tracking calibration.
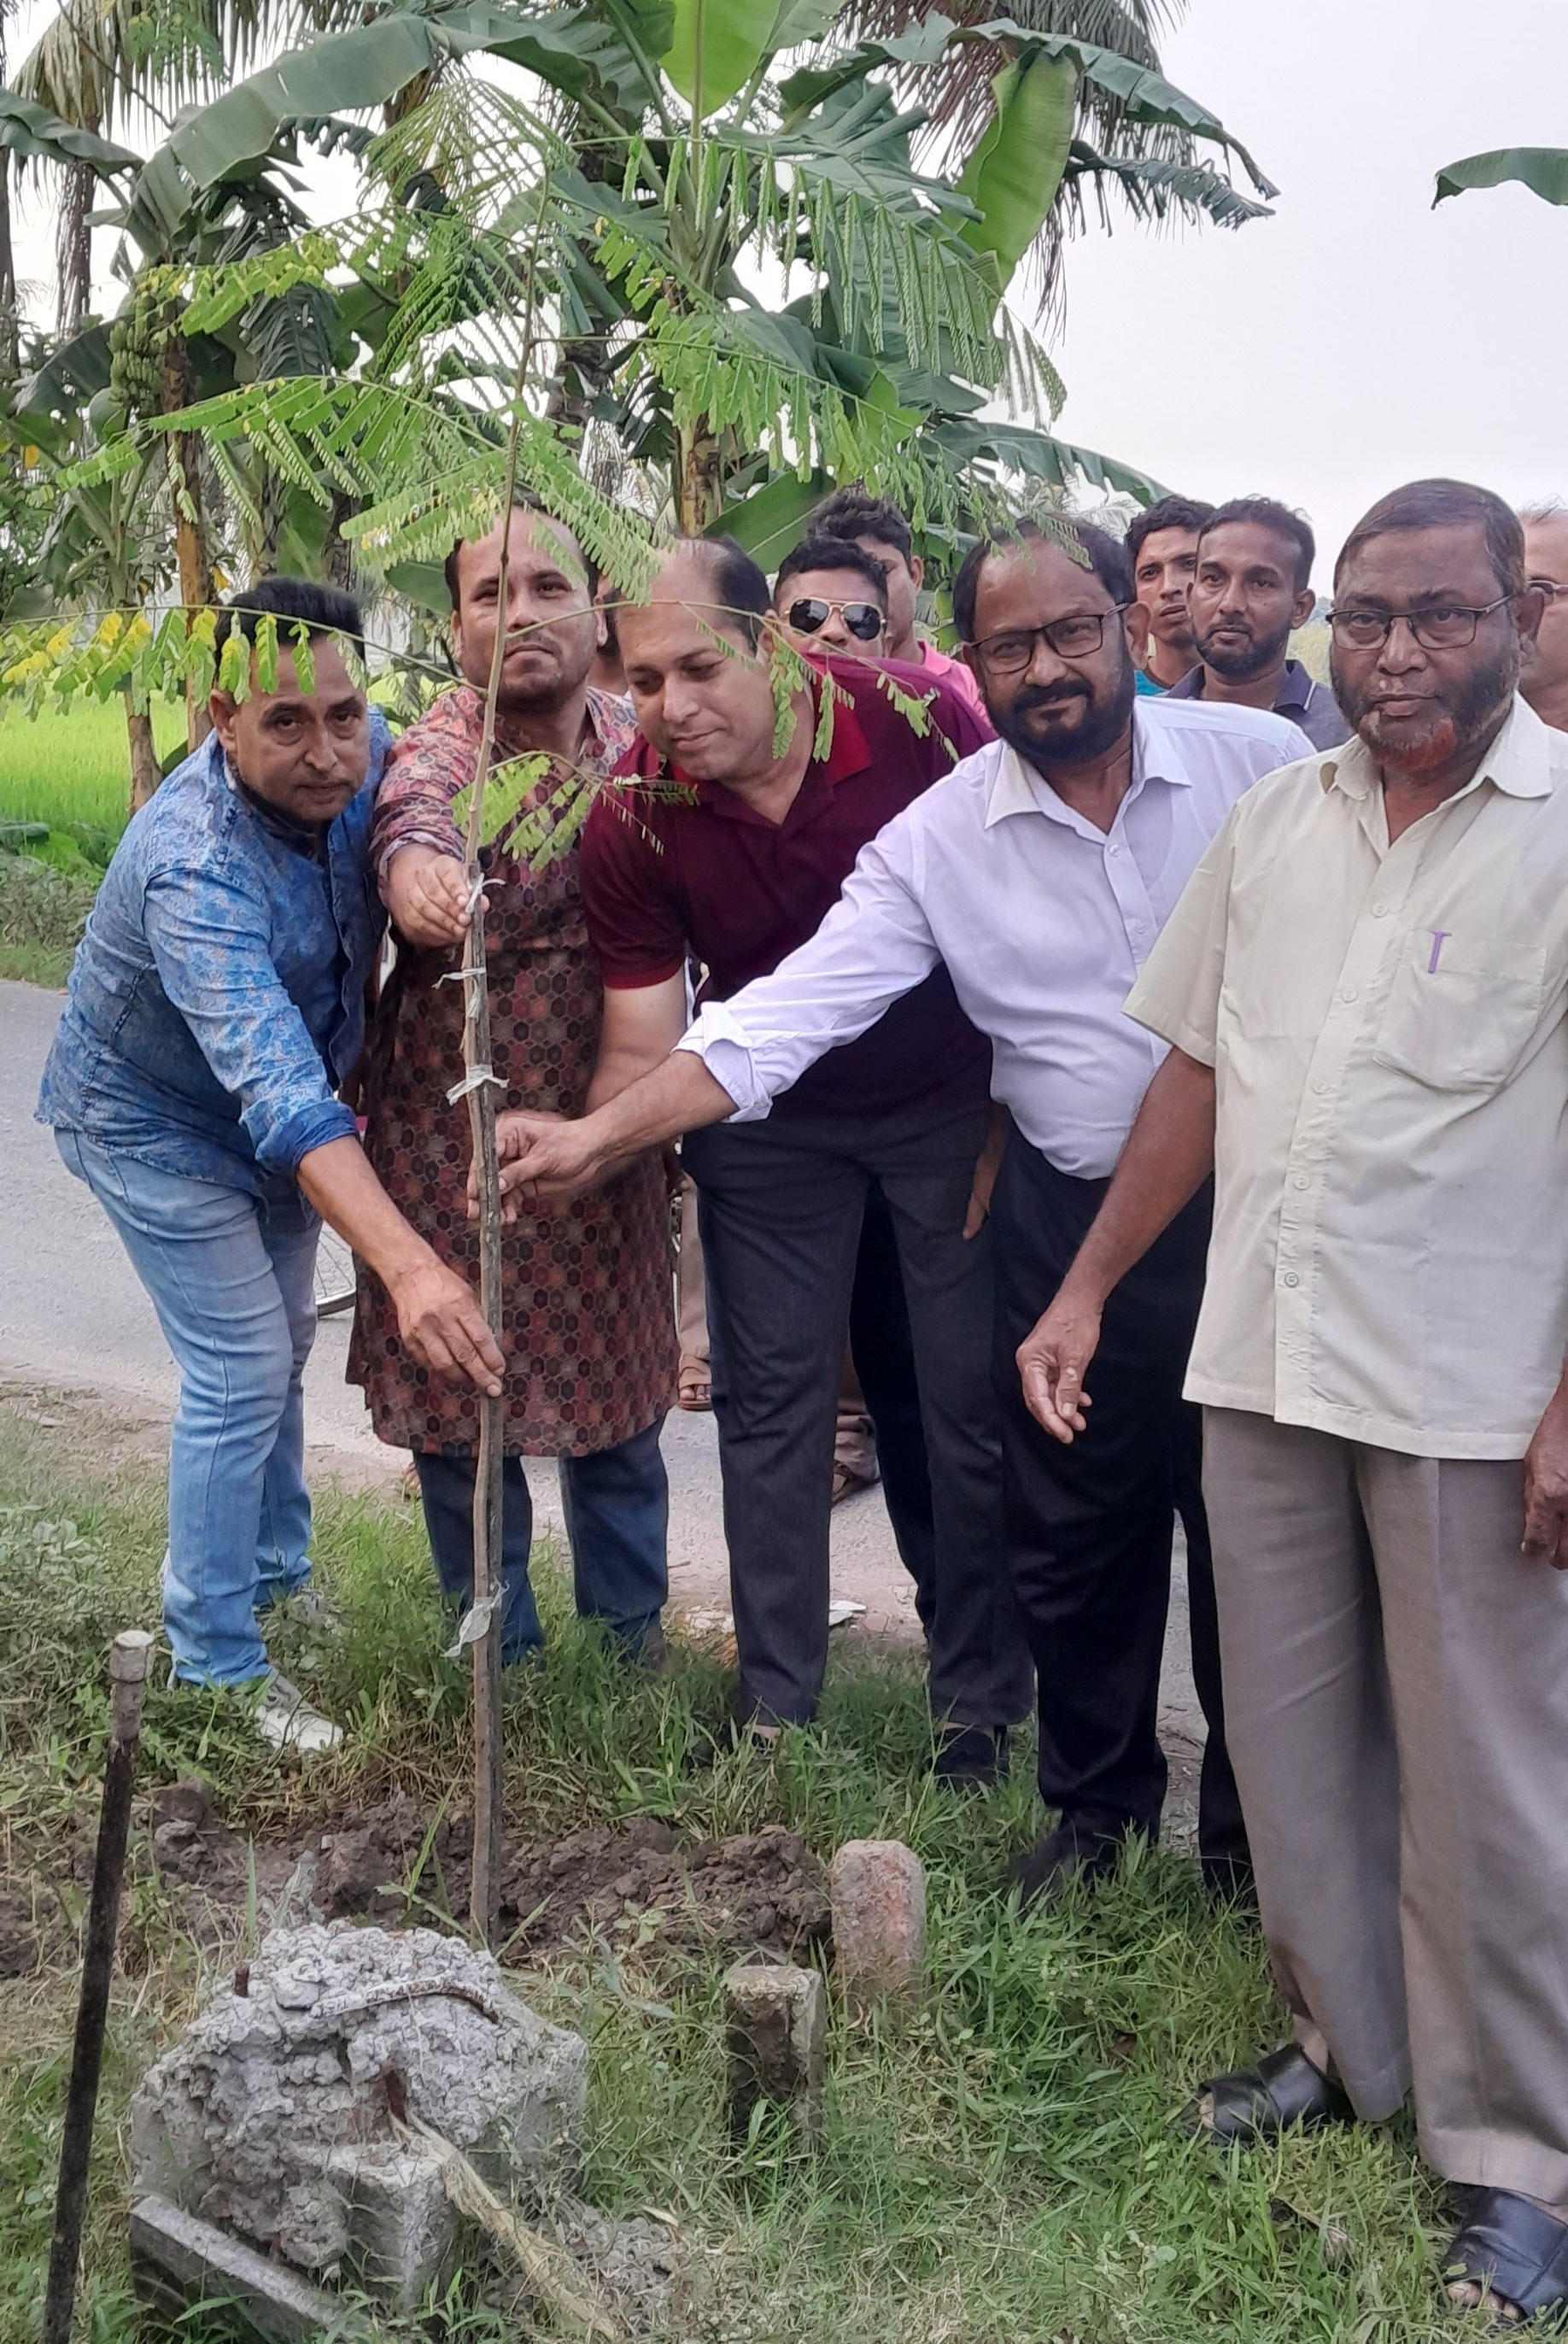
[848,1184,937,1612]
[683,1104,1033,1731]
[991,1134,1249,1883]
[413,1419,669,1662]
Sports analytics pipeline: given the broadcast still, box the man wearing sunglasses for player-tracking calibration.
[774,534,890,656]
[1018,479,1568,2329]
[568,537,1032,1771]
[493,519,1308,1892]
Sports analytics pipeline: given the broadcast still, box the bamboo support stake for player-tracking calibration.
[43,1629,155,2344]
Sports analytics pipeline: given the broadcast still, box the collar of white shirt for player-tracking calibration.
[1319,692,1554,807]
[981,712,1195,832]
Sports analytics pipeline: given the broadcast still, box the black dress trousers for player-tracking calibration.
[991,1131,1249,1887]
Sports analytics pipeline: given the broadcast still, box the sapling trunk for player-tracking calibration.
[462,310,538,1946]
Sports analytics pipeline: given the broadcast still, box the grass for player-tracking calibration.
[0,1413,1464,2344]
[0,701,182,986]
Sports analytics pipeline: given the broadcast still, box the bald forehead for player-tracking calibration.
[1524,512,1568,574]
[972,538,1115,633]
[620,552,746,647]
[457,510,582,587]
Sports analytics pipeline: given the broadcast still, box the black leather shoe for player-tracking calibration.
[1008,1820,1127,1906]
[1189,2043,1354,2143]
[933,1724,1009,1788]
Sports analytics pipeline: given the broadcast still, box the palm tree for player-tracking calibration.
[12,0,346,329]
[839,0,1275,319]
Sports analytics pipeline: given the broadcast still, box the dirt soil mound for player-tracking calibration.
[309,1800,831,1964]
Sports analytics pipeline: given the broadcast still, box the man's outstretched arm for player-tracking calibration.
[487,811,945,1216]
[489,1052,735,1219]
[1018,1046,1216,1443]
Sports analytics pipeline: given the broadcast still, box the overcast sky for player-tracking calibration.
[10,0,1566,595]
[1050,0,1568,589]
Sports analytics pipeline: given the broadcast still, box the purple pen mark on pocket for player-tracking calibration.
[1427,929,1451,974]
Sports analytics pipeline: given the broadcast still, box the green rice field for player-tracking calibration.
[0,700,187,869]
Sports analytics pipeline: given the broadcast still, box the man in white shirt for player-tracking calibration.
[486,519,1309,1899]
[1021,478,1568,2326]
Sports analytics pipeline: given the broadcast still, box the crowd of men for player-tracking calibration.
[36,472,1568,2323]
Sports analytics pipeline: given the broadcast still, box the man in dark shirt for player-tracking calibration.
[1169,496,1350,749]
[578,538,1031,1762]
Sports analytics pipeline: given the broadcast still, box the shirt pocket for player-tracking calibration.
[1372,930,1548,1091]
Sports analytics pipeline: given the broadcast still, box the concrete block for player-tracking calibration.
[131,1922,587,2307]
[723,1960,824,2152]
[829,1838,926,2007]
[130,2196,369,2341]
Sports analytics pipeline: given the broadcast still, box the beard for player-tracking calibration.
[1332,638,1518,776]
[992,649,1137,771]
[1196,614,1291,682]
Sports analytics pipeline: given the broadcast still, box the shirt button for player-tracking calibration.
[1338,987,1358,1002]
[1311,1079,1329,1095]
[1281,1272,1300,1288]
[1371,903,1390,918]
[1293,1175,1310,1190]
[1106,843,1120,857]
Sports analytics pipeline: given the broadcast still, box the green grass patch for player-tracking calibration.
[0,1417,1459,2343]
[0,854,99,988]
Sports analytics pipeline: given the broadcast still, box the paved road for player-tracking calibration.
[0,976,1202,1788]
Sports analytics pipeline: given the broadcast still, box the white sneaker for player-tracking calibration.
[253,1673,342,1756]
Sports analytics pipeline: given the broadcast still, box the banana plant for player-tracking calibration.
[63,0,1267,562]
[3,0,1272,748]
[1435,147,1568,208]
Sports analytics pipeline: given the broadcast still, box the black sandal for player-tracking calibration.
[1186,2043,1354,2143]
[1448,2189,1568,2327]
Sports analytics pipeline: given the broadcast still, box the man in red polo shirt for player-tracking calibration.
[577,538,1030,1767]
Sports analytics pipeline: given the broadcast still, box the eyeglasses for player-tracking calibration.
[1529,578,1568,604]
[787,597,885,643]
[968,607,1130,674]
[1326,595,1515,652]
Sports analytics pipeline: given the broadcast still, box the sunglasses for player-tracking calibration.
[787,597,885,643]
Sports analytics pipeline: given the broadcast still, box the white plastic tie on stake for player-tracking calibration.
[447,1065,506,1105]
[444,1590,501,1661]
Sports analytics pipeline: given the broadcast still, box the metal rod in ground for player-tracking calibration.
[42,1628,155,2344]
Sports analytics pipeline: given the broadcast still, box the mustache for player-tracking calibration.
[1014,682,1091,713]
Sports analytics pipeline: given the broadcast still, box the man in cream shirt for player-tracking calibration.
[1024,478,1568,2328]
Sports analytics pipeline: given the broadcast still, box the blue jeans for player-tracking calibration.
[57,1130,319,1686]
[413,1421,669,1663]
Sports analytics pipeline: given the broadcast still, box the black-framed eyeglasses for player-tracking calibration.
[968,607,1131,674]
[787,597,885,643]
[1326,595,1515,652]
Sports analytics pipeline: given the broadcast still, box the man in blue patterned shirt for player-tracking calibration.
[38,577,503,1752]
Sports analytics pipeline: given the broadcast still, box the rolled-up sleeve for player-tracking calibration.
[371,694,471,881]
[1122,801,1241,1068]
[675,809,942,1120]
[143,867,356,1172]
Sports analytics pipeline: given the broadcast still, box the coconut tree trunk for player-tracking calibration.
[161,336,214,751]
[676,419,723,536]
[0,151,17,380]
[125,701,161,812]
[55,151,95,335]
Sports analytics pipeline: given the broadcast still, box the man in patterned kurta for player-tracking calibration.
[348,508,675,1659]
